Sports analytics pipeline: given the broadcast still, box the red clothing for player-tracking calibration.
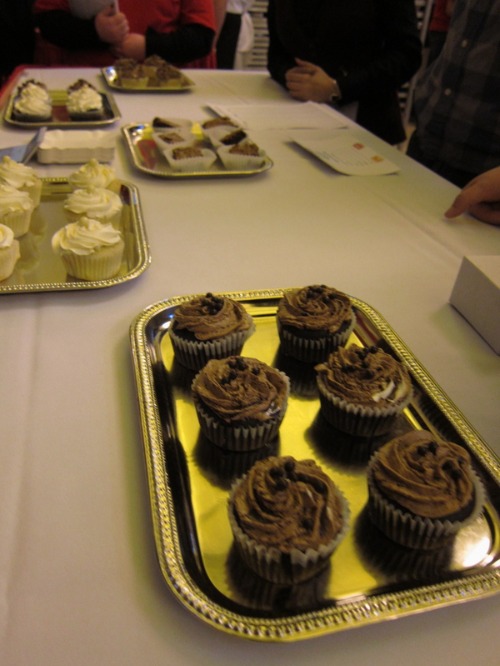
[33,0,216,67]
[429,0,451,33]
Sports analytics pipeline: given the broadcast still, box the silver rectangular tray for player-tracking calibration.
[0,178,150,294]
[102,65,195,92]
[4,89,121,128]
[122,122,273,178]
[130,289,500,642]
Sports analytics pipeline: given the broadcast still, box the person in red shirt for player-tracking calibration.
[33,0,217,68]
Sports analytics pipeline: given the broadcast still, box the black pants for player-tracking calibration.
[217,12,242,69]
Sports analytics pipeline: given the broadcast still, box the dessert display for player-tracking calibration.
[0,156,43,207]
[315,344,413,437]
[366,430,485,549]
[163,145,217,172]
[110,56,188,89]
[12,79,52,121]
[0,183,35,237]
[228,456,350,583]
[0,223,21,281]
[66,79,104,119]
[68,159,117,190]
[169,292,255,370]
[192,356,290,451]
[277,284,356,362]
[51,216,125,280]
[63,186,123,228]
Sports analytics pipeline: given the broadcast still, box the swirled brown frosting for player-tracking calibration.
[232,456,344,551]
[315,344,412,408]
[277,285,353,333]
[172,293,253,341]
[192,356,288,424]
[371,431,475,519]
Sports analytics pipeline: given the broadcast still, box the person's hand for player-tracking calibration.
[285,58,339,103]
[95,6,129,45]
[444,166,500,226]
[112,33,146,60]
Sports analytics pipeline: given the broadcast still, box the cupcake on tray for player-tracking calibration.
[120,64,149,89]
[0,156,43,207]
[169,292,254,371]
[228,455,350,584]
[366,430,485,550]
[277,285,356,363]
[52,216,124,280]
[68,159,117,191]
[315,344,413,437]
[12,79,52,122]
[66,79,104,120]
[0,183,35,237]
[0,223,21,281]
[192,355,289,451]
[163,145,217,172]
[217,140,266,171]
[63,186,123,228]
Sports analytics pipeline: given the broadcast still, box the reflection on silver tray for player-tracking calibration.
[4,90,121,128]
[130,289,500,642]
[122,123,273,178]
[0,178,150,294]
[102,65,195,92]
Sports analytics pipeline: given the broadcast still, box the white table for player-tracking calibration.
[1,68,499,665]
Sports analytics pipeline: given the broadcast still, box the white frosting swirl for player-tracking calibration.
[14,82,52,118]
[67,85,103,114]
[68,159,116,189]
[64,187,122,219]
[0,183,34,214]
[0,156,39,189]
[0,223,15,248]
[52,216,122,256]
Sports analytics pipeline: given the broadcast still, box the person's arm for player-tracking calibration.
[445,167,500,226]
[145,24,215,62]
[266,0,295,87]
[212,0,228,38]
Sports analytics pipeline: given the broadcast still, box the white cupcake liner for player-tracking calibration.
[169,324,254,371]
[163,147,217,172]
[366,463,486,550]
[217,144,266,171]
[1,208,33,238]
[192,371,289,451]
[60,239,124,281]
[316,373,413,437]
[0,239,20,280]
[152,127,194,151]
[228,480,350,584]
[202,123,245,147]
[278,315,356,363]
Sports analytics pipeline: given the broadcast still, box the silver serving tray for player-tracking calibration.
[122,122,274,178]
[102,65,195,92]
[4,89,121,128]
[130,289,500,642]
[0,178,150,294]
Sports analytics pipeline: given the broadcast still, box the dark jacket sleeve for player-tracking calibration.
[146,24,215,63]
[35,10,104,50]
[266,0,294,87]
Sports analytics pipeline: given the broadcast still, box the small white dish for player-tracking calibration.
[37,130,117,164]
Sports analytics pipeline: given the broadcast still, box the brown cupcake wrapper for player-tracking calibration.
[366,463,486,550]
[316,376,413,437]
[169,323,254,372]
[277,315,356,363]
[228,482,350,584]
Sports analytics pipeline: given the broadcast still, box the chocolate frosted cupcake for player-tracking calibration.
[192,356,289,451]
[366,431,485,549]
[228,456,350,583]
[315,344,413,437]
[169,293,254,371]
[277,285,355,362]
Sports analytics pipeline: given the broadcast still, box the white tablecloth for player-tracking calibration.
[1,68,499,665]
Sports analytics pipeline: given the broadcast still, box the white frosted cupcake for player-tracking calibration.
[63,186,123,228]
[0,156,43,207]
[66,80,104,119]
[0,223,21,280]
[52,216,124,280]
[13,79,52,121]
[68,159,116,191]
[0,183,35,237]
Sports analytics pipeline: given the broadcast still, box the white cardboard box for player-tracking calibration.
[450,255,500,355]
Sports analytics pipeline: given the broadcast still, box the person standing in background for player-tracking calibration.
[426,0,454,65]
[0,0,35,84]
[217,0,254,69]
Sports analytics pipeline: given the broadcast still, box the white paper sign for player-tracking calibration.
[68,0,118,19]
[292,132,400,176]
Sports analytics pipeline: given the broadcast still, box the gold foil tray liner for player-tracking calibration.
[0,178,150,294]
[130,289,500,641]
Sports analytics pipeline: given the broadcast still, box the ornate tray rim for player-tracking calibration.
[122,122,274,179]
[0,177,151,294]
[102,65,195,93]
[3,89,121,129]
[130,288,500,642]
